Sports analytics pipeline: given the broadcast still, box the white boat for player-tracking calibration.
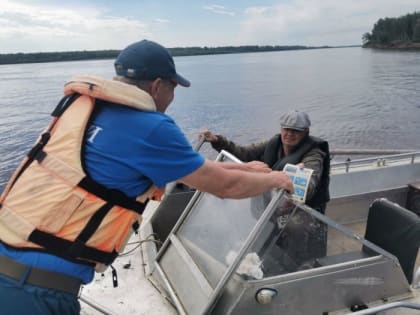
[80,150,420,315]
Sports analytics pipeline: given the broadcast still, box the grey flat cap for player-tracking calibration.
[280,110,311,131]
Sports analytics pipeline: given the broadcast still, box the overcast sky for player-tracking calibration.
[1,0,419,53]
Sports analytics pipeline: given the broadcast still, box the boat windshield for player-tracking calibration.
[154,150,410,315]
[176,184,385,286]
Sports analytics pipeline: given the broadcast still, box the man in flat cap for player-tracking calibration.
[200,110,330,270]
[200,110,330,213]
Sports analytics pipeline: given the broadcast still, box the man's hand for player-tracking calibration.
[244,161,271,173]
[198,129,218,142]
[270,171,294,193]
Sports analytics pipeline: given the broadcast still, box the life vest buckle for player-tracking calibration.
[27,132,51,161]
[34,150,47,163]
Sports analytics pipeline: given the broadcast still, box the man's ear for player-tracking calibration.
[150,78,163,98]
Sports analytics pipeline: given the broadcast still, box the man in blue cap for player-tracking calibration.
[0,39,293,314]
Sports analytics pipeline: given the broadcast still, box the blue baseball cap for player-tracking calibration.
[114,40,190,87]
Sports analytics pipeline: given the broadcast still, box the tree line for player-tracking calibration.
[0,45,336,65]
[362,11,420,47]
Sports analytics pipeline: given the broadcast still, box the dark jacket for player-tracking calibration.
[211,134,330,212]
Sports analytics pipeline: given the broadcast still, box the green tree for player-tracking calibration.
[363,11,420,46]
[413,19,420,42]
[362,32,371,45]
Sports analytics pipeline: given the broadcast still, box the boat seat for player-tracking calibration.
[150,188,195,248]
[406,182,420,216]
[363,198,420,283]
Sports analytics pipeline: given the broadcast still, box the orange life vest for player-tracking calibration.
[0,76,158,271]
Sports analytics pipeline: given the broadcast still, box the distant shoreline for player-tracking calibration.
[363,42,420,50]
[0,45,360,65]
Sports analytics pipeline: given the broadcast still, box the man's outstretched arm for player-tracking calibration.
[179,159,293,199]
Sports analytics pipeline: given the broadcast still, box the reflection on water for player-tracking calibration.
[1,47,420,190]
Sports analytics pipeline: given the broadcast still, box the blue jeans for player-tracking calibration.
[0,273,80,315]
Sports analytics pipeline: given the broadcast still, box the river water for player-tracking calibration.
[1,47,420,190]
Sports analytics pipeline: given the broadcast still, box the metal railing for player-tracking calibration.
[331,149,417,156]
[331,151,420,173]
[79,294,117,315]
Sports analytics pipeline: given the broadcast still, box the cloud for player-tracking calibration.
[154,18,170,23]
[1,0,419,52]
[203,4,235,16]
[244,7,269,15]
[0,0,152,52]
[239,0,420,46]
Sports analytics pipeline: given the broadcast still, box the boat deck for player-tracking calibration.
[80,205,420,315]
[80,202,177,315]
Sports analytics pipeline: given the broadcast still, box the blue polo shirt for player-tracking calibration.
[0,101,205,284]
[83,101,205,196]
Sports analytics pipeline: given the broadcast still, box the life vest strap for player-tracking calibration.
[28,229,119,265]
[1,95,81,201]
[78,177,147,214]
[73,202,114,247]
[4,132,52,198]
[51,93,81,117]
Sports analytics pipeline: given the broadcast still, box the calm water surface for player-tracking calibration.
[1,47,420,189]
